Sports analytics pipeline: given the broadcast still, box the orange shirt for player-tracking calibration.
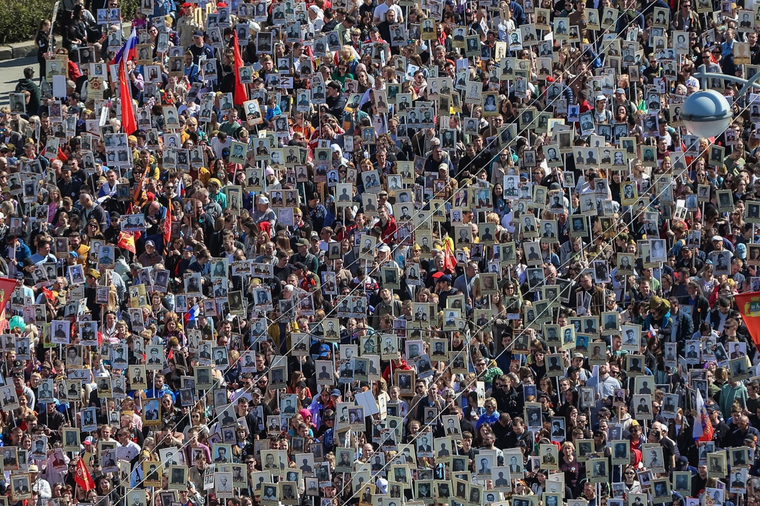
[293,122,315,139]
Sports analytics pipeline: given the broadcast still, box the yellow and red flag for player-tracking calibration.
[117,231,136,254]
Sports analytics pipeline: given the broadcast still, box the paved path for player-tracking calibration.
[0,56,40,108]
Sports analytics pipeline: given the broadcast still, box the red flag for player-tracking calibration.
[119,60,137,136]
[232,31,248,106]
[0,276,17,332]
[735,292,760,351]
[0,276,18,306]
[443,240,457,274]
[74,457,96,492]
[42,287,54,302]
[163,199,172,253]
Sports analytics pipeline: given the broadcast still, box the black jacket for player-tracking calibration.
[325,93,347,123]
[673,310,694,353]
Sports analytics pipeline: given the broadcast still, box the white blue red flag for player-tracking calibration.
[692,388,714,442]
[112,27,138,66]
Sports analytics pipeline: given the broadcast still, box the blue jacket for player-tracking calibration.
[3,239,31,265]
[146,384,176,403]
[153,0,176,19]
[184,62,201,83]
[509,1,526,26]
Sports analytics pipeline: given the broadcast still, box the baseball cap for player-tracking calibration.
[330,389,341,397]
[193,30,204,37]
[319,344,331,357]
[737,243,747,259]
[145,240,156,248]
[596,94,607,101]
[258,196,269,204]
[711,235,723,242]
[615,87,626,94]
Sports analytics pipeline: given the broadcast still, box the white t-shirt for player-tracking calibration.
[373,3,403,23]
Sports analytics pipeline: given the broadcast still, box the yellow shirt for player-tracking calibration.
[75,244,90,265]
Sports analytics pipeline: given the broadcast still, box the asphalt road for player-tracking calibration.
[0,56,40,108]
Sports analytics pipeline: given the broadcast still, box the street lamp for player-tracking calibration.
[682,89,732,139]
[682,70,760,138]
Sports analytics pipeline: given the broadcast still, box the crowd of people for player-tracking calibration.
[2,0,760,505]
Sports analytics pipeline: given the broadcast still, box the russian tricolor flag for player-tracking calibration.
[112,27,138,66]
[693,388,714,442]
[184,304,200,328]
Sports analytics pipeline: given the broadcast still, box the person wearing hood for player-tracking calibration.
[382,352,410,383]
[622,461,643,495]
[15,68,41,116]
[257,166,278,192]
[308,4,325,31]
[331,144,349,170]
